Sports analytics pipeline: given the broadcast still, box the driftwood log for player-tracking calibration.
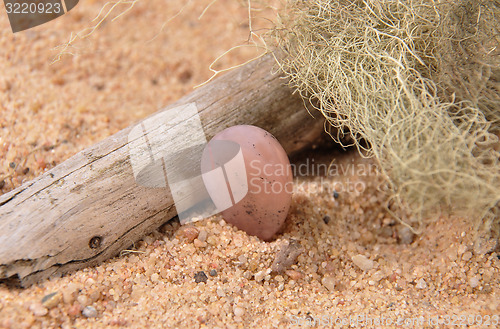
[0,55,324,287]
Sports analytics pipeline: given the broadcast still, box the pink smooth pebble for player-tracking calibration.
[201,125,293,241]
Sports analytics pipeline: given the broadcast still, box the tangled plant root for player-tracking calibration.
[273,0,500,234]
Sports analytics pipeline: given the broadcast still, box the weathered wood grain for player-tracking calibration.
[0,55,324,287]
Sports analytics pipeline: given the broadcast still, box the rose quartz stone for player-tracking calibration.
[201,125,293,240]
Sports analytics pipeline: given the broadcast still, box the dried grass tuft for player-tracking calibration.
[272,0,500,235]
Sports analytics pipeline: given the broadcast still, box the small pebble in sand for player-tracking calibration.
[322,215,331,224]
[29,303,48,317]
[194,239,207,248]
[62,283,81,304]
[321,275,336,292]
[457,244,467,256]
[179,226,199,242]
[143,235,155,245]
[285,270,304,281]
[233,306,245,317]
[194,271,208,283]
[216,287,226,297]
[469,276,480,288]
[41,291,62,309]
[150,273,160,282]
[238,254,247,265]
[415,278,427,289]
[254,269,270,282]
[206,235,217,246]
[209,269,217,277]
[462,251,473,261]
[77,295,90,307]
[197,230,208,242]
[333,190,339,199]
[371,270,385,282]
[271,240,303,273]
[82,306,98,318]
[352,255,374,271]
[109,318,128,326]
[67,303,82,317]
[473,237,497,255]
[89,290,101,303]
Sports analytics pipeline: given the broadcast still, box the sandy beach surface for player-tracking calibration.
[0,0,498,328]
